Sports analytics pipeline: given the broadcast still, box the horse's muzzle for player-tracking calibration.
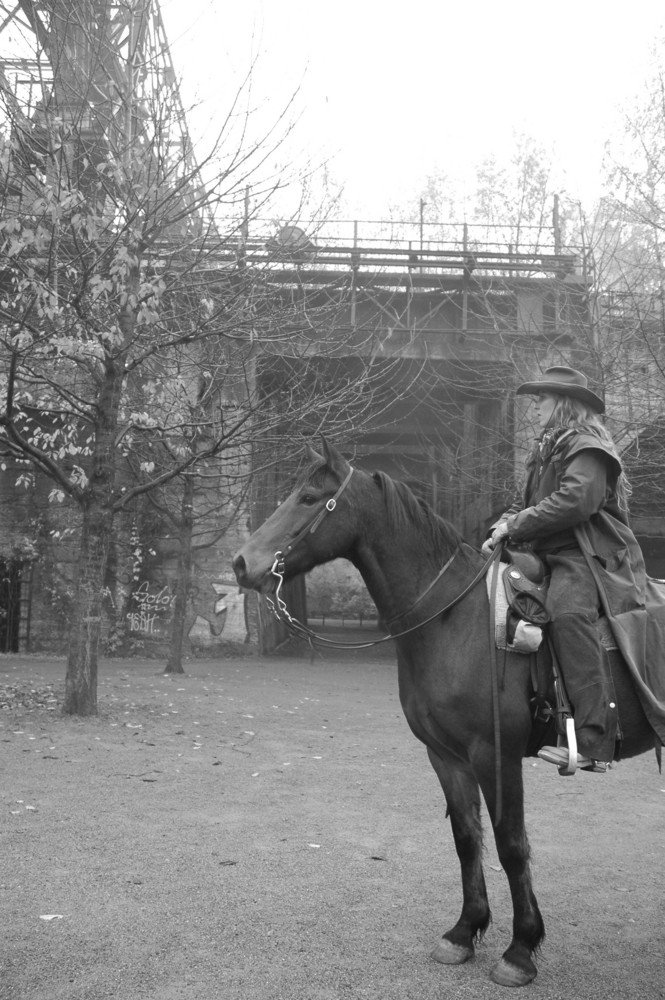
[232,552,250,588]
[232,552,276,594]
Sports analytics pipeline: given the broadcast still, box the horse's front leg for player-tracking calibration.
[478,758,545,987]
[426,747,491,965]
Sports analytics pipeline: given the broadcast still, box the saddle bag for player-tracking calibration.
[502,545,550,652]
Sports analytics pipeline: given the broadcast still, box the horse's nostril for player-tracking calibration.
[232,554,246,575]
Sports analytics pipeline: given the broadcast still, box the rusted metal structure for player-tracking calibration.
[0,2,595,653]
[237,218,590,534]
[231,219,592,651]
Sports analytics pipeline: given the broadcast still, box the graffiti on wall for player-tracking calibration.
[126,581,174,635]
[121,576,246,647]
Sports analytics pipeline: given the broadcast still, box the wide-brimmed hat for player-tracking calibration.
[516,366,604,414]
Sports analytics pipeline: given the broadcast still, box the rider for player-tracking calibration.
[483,365,646,773]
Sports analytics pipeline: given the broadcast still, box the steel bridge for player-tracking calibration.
[0,2,596,653]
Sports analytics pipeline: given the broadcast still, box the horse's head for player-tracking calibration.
[232,437,357,593]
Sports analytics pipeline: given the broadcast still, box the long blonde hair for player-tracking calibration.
[536,395,632,512]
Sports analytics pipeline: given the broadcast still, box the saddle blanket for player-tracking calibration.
[486,561,617,653]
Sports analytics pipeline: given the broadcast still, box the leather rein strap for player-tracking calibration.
[488,548,504,826]
[266,466,503,649]
[384,547,460,627]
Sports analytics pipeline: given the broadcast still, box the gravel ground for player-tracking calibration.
[1,650,664,1000]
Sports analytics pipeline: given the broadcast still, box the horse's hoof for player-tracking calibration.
[490,957,537,987]
[431,938,474,965]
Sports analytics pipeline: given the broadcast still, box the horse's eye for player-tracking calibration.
[300,493,318,506]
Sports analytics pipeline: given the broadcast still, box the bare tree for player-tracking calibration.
[576,56,665,540]
[0,2,392,706]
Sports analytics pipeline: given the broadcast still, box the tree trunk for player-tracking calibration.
[63,354,125,715]
[63,499,114,715]
[164,476,194,674]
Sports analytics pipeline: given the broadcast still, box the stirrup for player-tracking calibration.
[558,717,578,775]
[538,745,607,773]
[537,718,579,775]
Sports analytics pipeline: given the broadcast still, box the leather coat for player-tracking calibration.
[507,430,622,552]
[502,427,665,743]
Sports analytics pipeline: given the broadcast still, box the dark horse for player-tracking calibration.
[232,439,656,987]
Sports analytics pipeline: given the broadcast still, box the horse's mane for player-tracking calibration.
[372,470,461,561]
[304,459,462,560]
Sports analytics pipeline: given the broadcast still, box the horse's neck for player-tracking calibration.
[352,526,459,625]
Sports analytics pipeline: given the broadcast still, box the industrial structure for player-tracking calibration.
[0,2,661,657]
[235,219,593,650]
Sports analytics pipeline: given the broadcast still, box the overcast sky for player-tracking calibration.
[161,0,665,220]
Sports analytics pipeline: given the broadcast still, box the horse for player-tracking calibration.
[231,438,656,987]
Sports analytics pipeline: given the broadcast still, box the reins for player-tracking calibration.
[264,464,503,649]
[384,547,460,627]
[488,547,504,826]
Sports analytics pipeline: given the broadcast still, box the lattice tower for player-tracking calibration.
[0,1,204,225]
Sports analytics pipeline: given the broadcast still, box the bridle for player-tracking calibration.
[265,464,502,649]
[270,465,354,577]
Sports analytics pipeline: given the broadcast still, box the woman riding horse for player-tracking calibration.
[483,365,656,772]
[232,398,665,986]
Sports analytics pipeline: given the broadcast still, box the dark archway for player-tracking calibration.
[0,559,21,652]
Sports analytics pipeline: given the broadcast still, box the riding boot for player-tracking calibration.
[549,612,618,761]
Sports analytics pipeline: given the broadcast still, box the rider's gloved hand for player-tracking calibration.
[481,520,511,556]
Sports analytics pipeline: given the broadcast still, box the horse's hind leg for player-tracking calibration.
[426,748,491,965]
[478,759,545,987]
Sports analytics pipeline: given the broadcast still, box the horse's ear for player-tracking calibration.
[305,443,324,464]
[321,435,351,475]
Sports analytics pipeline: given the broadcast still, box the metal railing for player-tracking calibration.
[197,218,584,284]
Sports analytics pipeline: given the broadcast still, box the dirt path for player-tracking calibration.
[1,651,664,1000]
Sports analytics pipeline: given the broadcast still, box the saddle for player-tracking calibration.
[488,546,571,757]
[488,544,550,653]
[488,543,617,654]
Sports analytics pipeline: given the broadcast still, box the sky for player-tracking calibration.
[161,0,665,222]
